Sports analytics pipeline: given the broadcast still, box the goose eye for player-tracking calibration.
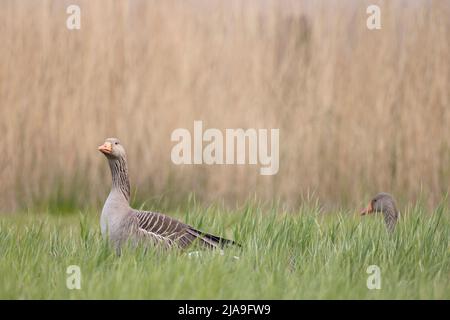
[115,142,119,145]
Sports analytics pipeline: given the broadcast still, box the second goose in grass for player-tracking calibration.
[361,192,399,232]
[98,137,239,252]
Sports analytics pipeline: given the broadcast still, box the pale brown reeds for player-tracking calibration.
[0,0,449,212]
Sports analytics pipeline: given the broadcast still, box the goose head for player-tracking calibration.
[98,137,126,160]
[361,192,399,232]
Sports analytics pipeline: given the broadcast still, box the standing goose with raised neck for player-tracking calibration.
[98,138,239,252]
[360,192,399,232]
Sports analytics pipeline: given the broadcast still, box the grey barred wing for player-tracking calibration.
[134,210,239,249]
[135,210,197,249]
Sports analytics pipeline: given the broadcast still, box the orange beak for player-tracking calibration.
[98,142,112,154]
[360,202,373,215]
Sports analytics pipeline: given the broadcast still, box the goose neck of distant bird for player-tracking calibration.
[108,156,131,203]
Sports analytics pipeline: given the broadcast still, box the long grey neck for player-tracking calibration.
[108,156,131,203]
[382,205,398,232]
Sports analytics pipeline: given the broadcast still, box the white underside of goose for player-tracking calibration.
[187,250,240,260]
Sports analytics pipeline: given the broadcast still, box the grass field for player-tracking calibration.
[1,199,448,299]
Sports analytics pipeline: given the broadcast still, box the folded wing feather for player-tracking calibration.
[134,210,238,249]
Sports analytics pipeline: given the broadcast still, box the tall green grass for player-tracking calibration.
[0,200,448,299]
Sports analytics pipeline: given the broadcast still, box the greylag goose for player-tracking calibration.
[98,138,239,252]
[360,192,399,232]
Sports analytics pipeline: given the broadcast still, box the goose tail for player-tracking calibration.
[187,228,241,249]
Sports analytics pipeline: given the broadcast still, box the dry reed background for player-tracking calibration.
[0,0,449,212]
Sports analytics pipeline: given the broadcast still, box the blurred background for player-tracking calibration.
[0,0,449,213]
